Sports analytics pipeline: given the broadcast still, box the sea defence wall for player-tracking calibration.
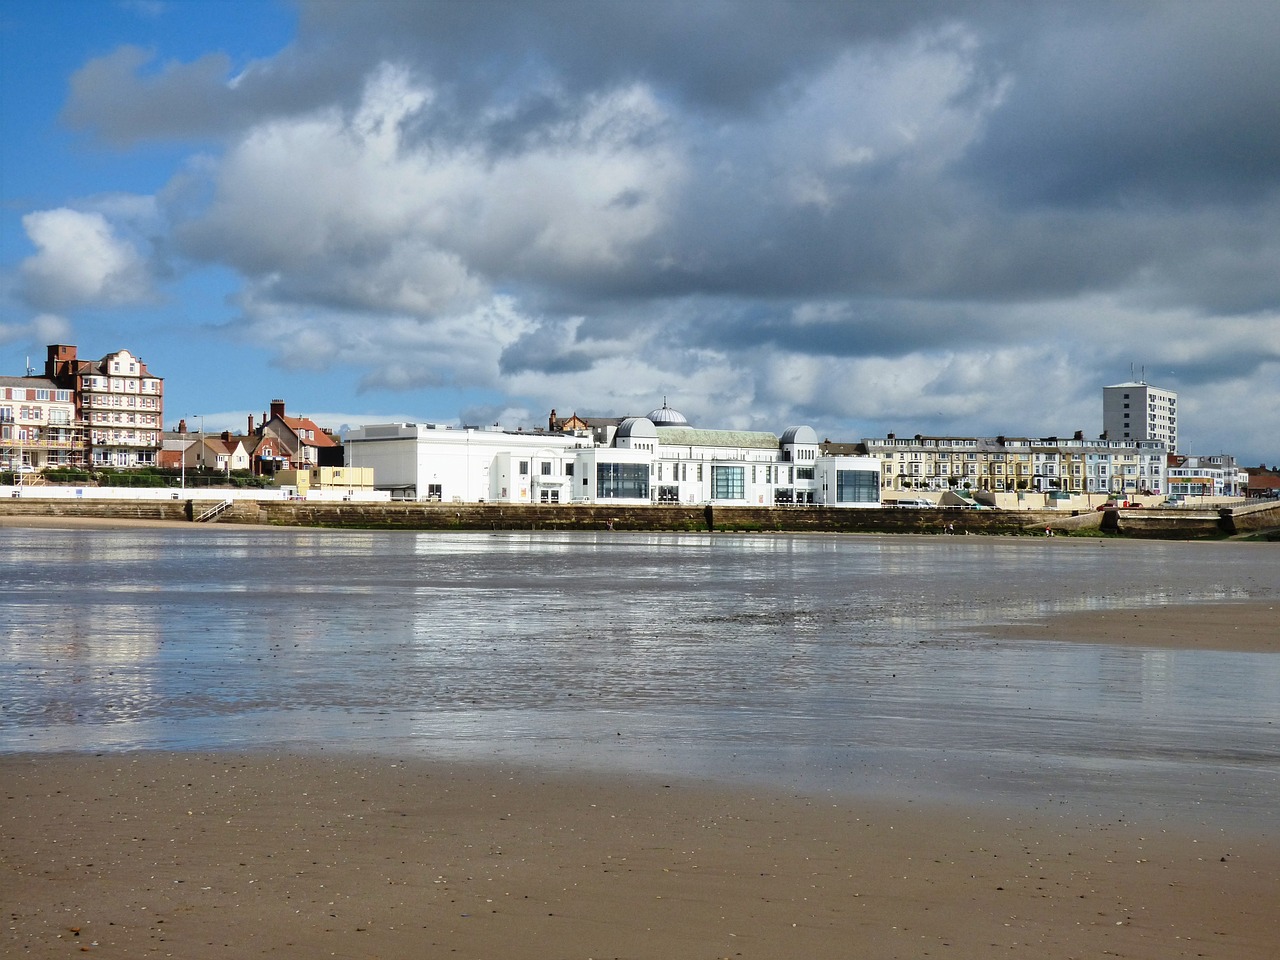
[3,493,1276,538]
[0,494,1086,535]
[1100,499,1280,539]
[252,501,1067,534]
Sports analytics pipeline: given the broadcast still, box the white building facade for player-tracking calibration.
[1103,381,1178,452]
[1166,454,1244,498]
[342,423,589,503]
[345,407,881,507]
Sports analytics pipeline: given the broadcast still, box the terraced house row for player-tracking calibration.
[854,433,1173,497]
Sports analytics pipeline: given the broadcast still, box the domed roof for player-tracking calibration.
[780,425,818,445]
[616,417,658,439]
[646,400,689,427]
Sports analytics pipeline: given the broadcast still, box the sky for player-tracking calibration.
[2,0,1278,465]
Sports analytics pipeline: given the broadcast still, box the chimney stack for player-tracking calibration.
[178,418,187,433]
[248,414,255,434]
[45,344,78,383]
[270,399,286,420]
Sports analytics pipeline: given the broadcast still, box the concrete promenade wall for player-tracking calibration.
[0,494,1080,535]
[4,489,1275,537]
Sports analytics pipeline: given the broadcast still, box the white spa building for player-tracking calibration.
[344,403,880,507]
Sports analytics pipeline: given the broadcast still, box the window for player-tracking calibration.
[426,483,443,501]
[835,470,878,503]
[711,465,744,500]
[519,460,529,476]
[796,466,814,480]
[595,462,649,499]
[540,461,552,476]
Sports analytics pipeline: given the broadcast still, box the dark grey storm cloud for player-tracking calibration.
[960,2,1280,206]
[299,0,965,114]
[63,0,968,146]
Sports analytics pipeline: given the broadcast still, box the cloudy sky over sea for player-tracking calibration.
[2,1,1278,463]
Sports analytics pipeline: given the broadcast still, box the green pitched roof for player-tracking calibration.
[656,426,780,449]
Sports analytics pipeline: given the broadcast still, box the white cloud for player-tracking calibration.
[173,64,686,390]
[179,66,683,281]
[19,208,152,310]
[0,313,71,349]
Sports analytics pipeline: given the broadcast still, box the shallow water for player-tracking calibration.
[2,528,1277,826]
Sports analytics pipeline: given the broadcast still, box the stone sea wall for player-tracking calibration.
[4,494,1276,538]
[0,495,1078,535]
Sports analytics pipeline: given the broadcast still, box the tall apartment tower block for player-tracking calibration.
[1103,380,1177,452]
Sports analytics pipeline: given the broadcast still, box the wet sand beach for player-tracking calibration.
[990,601,1280,653]
[3,751,1277,960]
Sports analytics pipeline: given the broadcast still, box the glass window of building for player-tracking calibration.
[595,462,649,499]
[835,470,878,503]
[711,465,745,500]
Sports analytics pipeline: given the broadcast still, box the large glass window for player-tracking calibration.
[835,470,879,503]
[596,462,649,499]
[711,465,744,500]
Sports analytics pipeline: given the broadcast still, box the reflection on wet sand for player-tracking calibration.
[1,527,1277,826]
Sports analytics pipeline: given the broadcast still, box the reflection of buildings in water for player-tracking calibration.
[6,601,160,663]
[2,600,161,729]
[1097,647,1175,708]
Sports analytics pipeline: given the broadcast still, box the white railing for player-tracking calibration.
[194,498,234,522]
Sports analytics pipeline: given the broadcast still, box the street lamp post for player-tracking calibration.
[195,415,205,483]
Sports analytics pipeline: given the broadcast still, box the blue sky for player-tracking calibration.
[2,0,1279,463]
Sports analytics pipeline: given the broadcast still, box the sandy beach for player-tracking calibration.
[3,751,1276,960]
[989,602,1280,653]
